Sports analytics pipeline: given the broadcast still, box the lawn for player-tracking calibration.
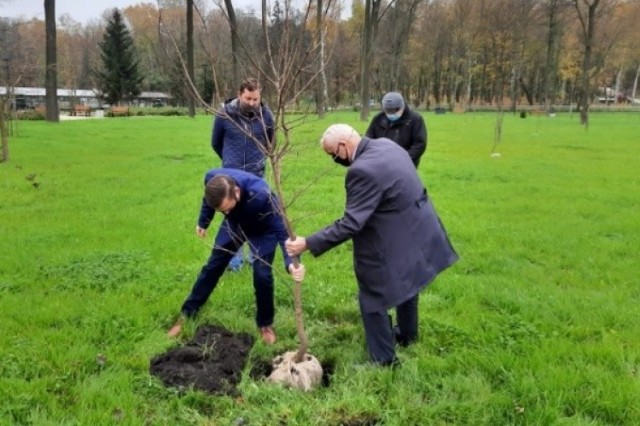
[0,111,638,425]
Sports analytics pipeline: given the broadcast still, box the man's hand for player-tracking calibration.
[285,236,308,256]
[288,263,305,282]
[196,226,207,238]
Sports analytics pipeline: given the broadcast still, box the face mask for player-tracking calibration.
[333,155,351,167]
[331,143,350,167]
[386,113,401,122]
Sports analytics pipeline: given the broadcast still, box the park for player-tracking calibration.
[1,0,640,424]
[1,110,638,424]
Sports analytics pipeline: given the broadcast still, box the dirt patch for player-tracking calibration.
[150,324,254,396]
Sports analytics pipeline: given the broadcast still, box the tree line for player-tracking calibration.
[1,0,640,120]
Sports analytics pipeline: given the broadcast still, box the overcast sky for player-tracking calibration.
[1,1,350,24]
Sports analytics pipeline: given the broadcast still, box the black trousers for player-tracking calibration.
[181,239,276,328]
[360,294,419,365]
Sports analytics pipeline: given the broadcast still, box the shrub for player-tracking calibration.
[16,110,46,120]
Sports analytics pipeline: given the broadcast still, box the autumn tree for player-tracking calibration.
[96,9,143,105]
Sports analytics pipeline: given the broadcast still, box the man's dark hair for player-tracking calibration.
[239,78,261,93]
[205,175,237,209]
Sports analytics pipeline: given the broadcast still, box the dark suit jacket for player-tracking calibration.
[306,137,458,313]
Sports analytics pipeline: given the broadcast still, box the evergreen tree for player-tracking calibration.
[96,9,142,105]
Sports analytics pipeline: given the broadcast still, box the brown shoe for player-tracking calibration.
[167,318,184,337]
[260,326,276,345]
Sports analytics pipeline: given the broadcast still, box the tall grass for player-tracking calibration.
[0,112,638,425]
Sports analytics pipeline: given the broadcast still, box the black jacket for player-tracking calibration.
[365,107,427,167]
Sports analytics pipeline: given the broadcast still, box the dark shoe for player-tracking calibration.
[393,326,409,347]
[259,326,276,345]
[393,325,418,347]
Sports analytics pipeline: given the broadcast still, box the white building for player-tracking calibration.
[0,86,171,109]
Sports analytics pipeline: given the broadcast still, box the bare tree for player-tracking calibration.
[315,0,327,117]
[632,63,640,100]
[187,0,196,116]
[0,94,8,162]
[44,0,59,122]
[387,0,421,92]
[222,0,240,92]
[160,0,338,368]
[543,0,571,112]
[358,0,383,121]
[574,0,602,127]
[1,19,13,162]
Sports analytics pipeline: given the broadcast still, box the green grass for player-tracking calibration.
[1,111,639,425]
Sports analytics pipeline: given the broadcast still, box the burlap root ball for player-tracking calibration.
[267,351,323,392]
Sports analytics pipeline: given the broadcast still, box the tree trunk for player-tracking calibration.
[632,63,640,101]
[186,0,195,117]
[614,67,622,105]
[359,0,383,121]
[44,0,59,122]
[543,0,560,113]
[576,0,600,128]
[224,0,240,96]
[510,66,517,112]
[0,96,8,162]
[316,0,326,117]
[389,1,420,91]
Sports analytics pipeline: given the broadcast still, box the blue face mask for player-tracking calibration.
[386,113,401,122]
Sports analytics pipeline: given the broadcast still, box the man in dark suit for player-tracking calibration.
[285,124,457,366]
[168,168,305,343]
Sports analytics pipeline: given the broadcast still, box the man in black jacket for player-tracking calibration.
[365,92,427,168]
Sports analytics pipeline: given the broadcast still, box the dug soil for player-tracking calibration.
[150,324,254,396]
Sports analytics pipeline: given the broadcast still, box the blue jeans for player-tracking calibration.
[228,247,245,271]
[228,244,256,271]
[181,240,276,327]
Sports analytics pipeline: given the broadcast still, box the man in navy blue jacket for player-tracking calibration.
[168,168,304,344]
[212,78,274,271]
[212,78,274,177]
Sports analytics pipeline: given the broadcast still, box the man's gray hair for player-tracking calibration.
[320,124,359,148]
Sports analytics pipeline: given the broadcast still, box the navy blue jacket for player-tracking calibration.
[211,98,274,177]
[197,168,292,271]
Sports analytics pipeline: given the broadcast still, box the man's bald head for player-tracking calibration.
[320,124,360,151]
